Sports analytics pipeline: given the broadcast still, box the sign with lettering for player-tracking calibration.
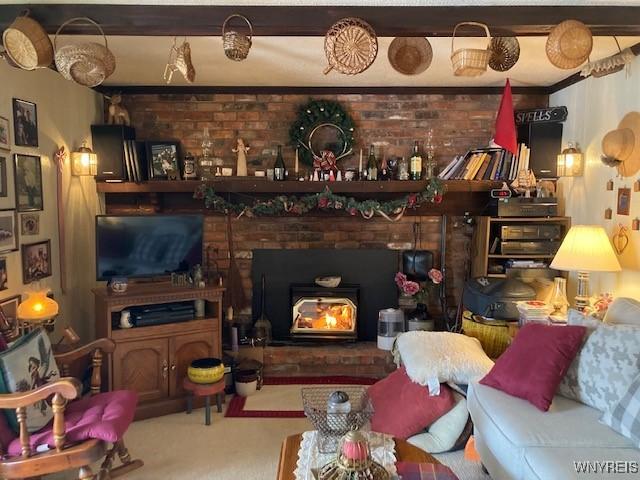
[515,106,568,126]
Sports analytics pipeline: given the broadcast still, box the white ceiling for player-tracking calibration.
[56,34,639,87]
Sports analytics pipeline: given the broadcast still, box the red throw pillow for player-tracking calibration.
[368,367,455,439]
[480,323,586,411]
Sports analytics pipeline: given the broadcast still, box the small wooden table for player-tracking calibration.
[182,378,225,425]
[276,433,440,480]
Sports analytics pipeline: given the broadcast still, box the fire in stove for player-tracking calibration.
[291,297,357,339]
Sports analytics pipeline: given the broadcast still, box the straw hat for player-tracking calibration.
[601,112,640,177]
[546,20,593,69]
[388,37,433,75]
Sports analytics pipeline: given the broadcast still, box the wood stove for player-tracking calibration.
[290,284,359,340]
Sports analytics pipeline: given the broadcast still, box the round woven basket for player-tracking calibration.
[388,37,433,75]
[54,17,115,87]
[451,22,491,77]
[222,14,252,61]
[488,36,520,72]
[2,15,53,70]
[546,19,592,69]
[324,17,378,75]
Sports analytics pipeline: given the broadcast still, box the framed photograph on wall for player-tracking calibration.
[22,239,51,284]
[617,187,631,216]
[14,154,43,212]
[0,155,15,211]
[12,98,38,147]
[0,210,18,253]
[0,257,7,291]
[20,213,39,236]
[0,116,9,150]
[0,294,21,340]
[146,141,180,180]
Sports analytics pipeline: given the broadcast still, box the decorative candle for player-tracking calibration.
[294,148,299,174]
[359,148,363,173]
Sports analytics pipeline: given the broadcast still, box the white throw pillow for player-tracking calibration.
[394,331,494,395]
[604,297,640,327]
[601,373,640,448]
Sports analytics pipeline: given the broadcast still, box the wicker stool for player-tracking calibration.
[182,377,225,425]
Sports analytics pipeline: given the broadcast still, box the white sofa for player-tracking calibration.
[467,298,640,480]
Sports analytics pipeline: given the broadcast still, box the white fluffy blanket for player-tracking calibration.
[394,331,494,395]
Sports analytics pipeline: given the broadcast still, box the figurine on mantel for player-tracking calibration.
[233,136,249,176]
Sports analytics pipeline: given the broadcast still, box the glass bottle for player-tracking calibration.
[425,129,437,179]
[398,156,409,181]
[367,144,378,181]
[274,145,286,181]
[549,277,569,319]
[199,127,215,180]
[410,140,422,180]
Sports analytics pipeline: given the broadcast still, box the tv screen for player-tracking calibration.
[96,215,203,280]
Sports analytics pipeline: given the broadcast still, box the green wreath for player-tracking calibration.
[289,99,356,167]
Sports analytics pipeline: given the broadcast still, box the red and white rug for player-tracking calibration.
[225,376,377,418]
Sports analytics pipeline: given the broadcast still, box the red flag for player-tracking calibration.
[493,79,518,155]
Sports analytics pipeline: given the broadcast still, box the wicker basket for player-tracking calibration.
[451,22,491,77]
[324,17,378,75]
[489,36,520,72]
[545,19,592,70]
[462,311,513,358]
[2,15,53,70]
[54,17,115,87]
[222,14,252,61]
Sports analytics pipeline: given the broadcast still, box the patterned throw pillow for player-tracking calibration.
[558,317,640,412]
[0,329,60,432]
[601,374,640,447]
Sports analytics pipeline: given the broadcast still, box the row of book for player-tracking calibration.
[121,140,146,183]
[438,144,531,181]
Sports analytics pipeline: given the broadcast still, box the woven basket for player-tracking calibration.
[545,19,592,70]
[462,311,513,358]
[451,22,491,77]
[2,15,53,70]
[54,17,115,87]
[222,14,252,61]
[488,36,520,72]
[324,17,378,75]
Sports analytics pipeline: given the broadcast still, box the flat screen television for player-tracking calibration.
[96,215,203,280]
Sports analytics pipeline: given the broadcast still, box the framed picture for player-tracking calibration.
[0,116,9,150]
[22,239,51,284]
[0,210,18,253]
[12,98,38,147]
[0,257,7,291]
[0,295,21,339]
[20,213,39,236]
[0,155,15,210]
[146,141,180,180]
[14,154,43,212]
[617,187,631,216]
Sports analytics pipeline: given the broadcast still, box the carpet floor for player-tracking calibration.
[50,396,490,480]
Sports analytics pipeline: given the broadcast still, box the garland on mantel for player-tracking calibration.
[194,178,444,221]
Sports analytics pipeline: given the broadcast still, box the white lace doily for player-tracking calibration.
[294,430,397,480]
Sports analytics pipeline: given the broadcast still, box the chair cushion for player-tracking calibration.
[480,323,586,411]
[7,390,138,457]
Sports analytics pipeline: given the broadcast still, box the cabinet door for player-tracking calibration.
[169,331,218,398]
[113,338,169,403]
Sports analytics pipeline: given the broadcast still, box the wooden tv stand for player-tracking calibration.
[93,284,224,420]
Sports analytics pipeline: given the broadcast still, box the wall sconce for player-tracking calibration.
[71,142,97,176]
[557,142,584,177]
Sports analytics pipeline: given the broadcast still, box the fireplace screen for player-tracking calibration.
[291,297,357,338]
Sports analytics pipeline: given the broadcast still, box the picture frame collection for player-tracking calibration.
[0,97,52,322]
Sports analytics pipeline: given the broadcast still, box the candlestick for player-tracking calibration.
[359,148,363,174]
[294,148,299,175]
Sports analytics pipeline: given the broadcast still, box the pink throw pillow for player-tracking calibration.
[368,367,455,439]
[480,323,586,411]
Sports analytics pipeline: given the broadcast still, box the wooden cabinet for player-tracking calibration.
[94,284,224,419]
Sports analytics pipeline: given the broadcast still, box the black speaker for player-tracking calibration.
[91,125,136,181]
[517,122,563,179]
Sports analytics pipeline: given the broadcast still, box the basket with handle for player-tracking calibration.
[222,14,252,61]
[54,17,115,87]
[451,22,491,77]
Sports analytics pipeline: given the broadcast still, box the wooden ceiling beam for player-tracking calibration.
[1,4,640,37]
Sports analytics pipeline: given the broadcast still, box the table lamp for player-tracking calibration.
[550,225,621,309]
[17,290,59,332]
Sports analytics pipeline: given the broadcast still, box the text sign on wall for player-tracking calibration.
[515,106,568,126]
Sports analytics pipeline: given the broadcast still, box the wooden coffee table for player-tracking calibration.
[277,433,439,480]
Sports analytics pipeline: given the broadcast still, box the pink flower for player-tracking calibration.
[395,272,407,289]
[402,280,420,296]
[428,268,443,284]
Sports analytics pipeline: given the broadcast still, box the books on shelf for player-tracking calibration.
[439,143,531,181]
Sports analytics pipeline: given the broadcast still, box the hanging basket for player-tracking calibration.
[451,22,491,77]
[2,14,53,70]
[54,17,115,87]
[222,14,253,61]
[488,36,520,72]
[545,19,592,70]
[323,17,378,75]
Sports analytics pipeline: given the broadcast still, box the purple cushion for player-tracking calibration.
[0,411,16,451]
[7,390,137,457]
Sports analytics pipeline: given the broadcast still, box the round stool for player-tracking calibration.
[182,377,226,425]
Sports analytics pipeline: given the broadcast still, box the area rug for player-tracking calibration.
[225,376,377,418]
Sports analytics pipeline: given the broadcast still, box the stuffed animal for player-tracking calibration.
[107,93,131,126]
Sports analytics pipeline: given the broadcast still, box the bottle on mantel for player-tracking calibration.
[410,140,423,180]
[274,145,286,181]
[379,155,391,181]
[367,144,378,181]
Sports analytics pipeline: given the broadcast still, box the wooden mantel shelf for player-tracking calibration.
[96,179,501,195]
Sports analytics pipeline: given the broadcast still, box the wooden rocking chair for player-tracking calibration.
[0,338,143,479]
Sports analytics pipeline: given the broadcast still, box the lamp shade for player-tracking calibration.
[557,143,584,177]
[71,143,97,176]
[17,291,59,323]
[550,225,621,272]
